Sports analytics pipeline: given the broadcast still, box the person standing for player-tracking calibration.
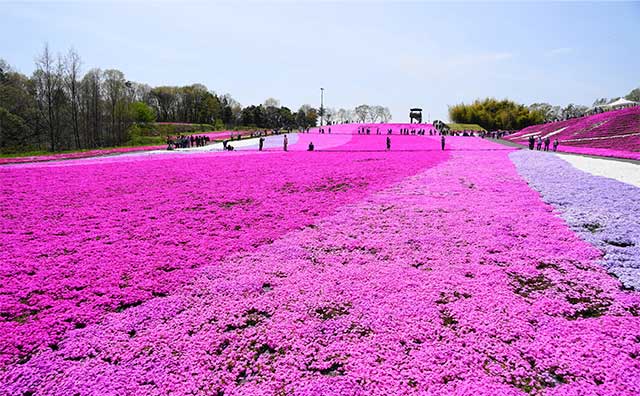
[553,139,559,152]
[386,136,391,151]
[537,136,543,151]
[441,135,446,151]
[283,135,288,152]
[259,137,265,151]
[528,135,535,150]
[544,137,551,151]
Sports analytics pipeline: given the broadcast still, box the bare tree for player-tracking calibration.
[263,97,280,108]
[80,68,102,147]
[370,105,384,122]
[354,104,370,123]
[34,44,64,151]
[150,86,178,121]
[133,82,153,103]
[561,103,588,120]
[64,48,82,148]
[324,107,336,124]
[337,108,348,123]
[103,69,130,144]
[380,107,392,123]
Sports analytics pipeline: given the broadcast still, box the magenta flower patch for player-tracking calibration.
[1,131,638,395]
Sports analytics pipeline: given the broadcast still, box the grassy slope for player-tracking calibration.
[447,123,486,131]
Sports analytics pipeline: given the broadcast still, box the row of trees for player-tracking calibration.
[238,102,318,130]
[449,87,639,131]
[529,87,640,123]
[321,105,392,124]
[0,47,299,153]
[0,47,140,152]
[2,46,391,154]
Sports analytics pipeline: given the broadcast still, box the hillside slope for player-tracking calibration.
[505,107,640,159]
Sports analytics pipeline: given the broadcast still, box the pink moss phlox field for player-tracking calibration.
[0,133,447,369]
[0,132,242,166]
[0,145,166,165]
[2,136,639,395]
[310,123,438,135]
[505,107,640,160]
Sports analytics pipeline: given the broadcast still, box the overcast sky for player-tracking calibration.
[2,1,639,122]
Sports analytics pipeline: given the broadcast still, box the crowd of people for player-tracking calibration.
[168,125,460,153]
[480,130,510,139]
[398,128,432,135]
[357,126,440,136]
[165,128,566,155]
[167,134,210,150]
[528,135,559,152]
[357,127,373,135]
[248,128,295,138]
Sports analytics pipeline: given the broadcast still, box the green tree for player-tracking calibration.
[131,101,156,123]
[0,107,31,152]
[449,98,544,130]
[626,87,640,102]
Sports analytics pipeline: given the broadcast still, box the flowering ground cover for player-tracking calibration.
[0,133,447,370]
[0,131,261,166]
[1,133,639,395]
[510,150,640,290]
[311,123,437,135]
[0,145,166,166]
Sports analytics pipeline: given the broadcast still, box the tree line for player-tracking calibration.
[529,87,639,123]
[1,46,392,154]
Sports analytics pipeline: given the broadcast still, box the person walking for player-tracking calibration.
[441,135,446,151]
[283,135,288,152]
[386,136,391,151]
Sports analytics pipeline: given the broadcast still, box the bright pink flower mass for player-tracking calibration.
[1,126,639,395]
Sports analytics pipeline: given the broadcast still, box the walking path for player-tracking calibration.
[558,153,640,188]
